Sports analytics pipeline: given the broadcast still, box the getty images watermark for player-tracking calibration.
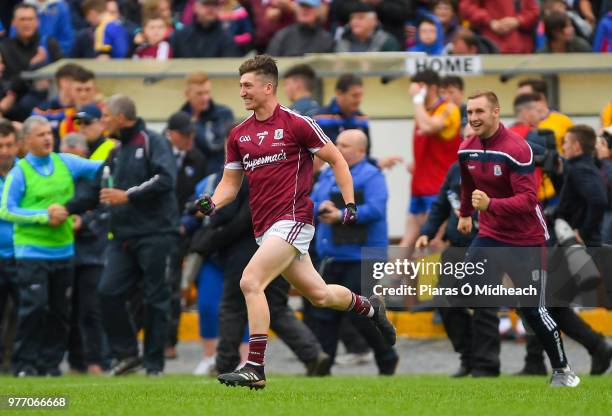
[359,246,612,309]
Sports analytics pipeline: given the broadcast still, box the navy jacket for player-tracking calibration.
[556,154,608,246]
[171,20,240,58]
[421,162,477,247]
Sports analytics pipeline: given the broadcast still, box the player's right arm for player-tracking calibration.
[211,168,244,210]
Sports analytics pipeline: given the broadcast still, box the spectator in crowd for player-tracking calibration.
[310,129,398,375]
[460,0,540,54]
[449,28,499,54]
[516,125,612,377]
[432,0,460,47]
[0,4,62,121]
[181,0,254,53]
[0,116,102,377]
[22,0,75,55]
[172,0,240,57]
[537,0,593,50]
[415,162,498,378]
[282,64,321,118]
[557,125,608,246]
[334,3,401,52]
[68,95,178,376]
[399,69,461,253]
[142,0,183,38]
[71,0,130,59]
[408,16,445,55]
[239,0,296,53]
[440,75,467,129]
[517,79,573,155]
[163,111,206,360]
[179,72,234,175]
[329,0,414,47]
[105,0,138,39]
[134,14,173,60]
[31,63,80,142]
[0,121,20,374]
[315,73,369,144]
[57,68,99,141]
[538,11,592,53]
[266,0,334,57]
[0,55,18,120]
[593,5,612,52]
[60,130,111,375]
[596,129,612,244]
[74,104,116,162]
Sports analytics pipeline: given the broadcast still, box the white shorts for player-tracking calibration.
[255,220,315,255]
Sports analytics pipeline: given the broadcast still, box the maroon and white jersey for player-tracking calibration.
[225,104,330,237]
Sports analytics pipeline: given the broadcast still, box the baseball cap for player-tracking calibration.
[74,104,102,122]
[298,0,321,7]
[167,111,195,135]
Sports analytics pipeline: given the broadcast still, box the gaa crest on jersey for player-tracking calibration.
[493,165,502,176]
[274,129,284,140]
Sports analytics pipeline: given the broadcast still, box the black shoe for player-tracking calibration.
[451,364,471,378]
[378,353,399,376]
[515,362,547,376]
[590,340,612,375]
[218,364,266,390]
[110,356,142,376]
[471,369,500,378]
[306,352,332,377]
[369,295,397,346]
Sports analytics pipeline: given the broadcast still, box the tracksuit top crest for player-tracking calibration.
[458,123,549,246]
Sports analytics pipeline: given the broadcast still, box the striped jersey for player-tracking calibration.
[225,104,330,237]
[458,123,549,246]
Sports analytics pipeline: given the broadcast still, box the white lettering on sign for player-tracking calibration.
[406,56,482,76]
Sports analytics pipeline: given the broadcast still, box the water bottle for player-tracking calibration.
[101,166,113,189]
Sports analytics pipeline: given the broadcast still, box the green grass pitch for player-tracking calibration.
[1,374,610,415]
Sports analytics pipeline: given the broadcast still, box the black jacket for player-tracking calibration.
[556,154,608,246]
[180,100,234,176]
[0,33,62,83]
[174,144,207,212]
[68,119,179,240]
[171,20,240,58]
[421,162,477,247]
[266,23,334,57]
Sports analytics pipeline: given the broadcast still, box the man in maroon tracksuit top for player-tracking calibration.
[457,90,580,387]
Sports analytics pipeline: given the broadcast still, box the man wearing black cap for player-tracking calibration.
[163,111,206,359]
[73,104,116,162]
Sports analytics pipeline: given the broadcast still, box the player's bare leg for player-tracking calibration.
[281,250,396,346]
[399,212,426,253]
[217,236,296,389]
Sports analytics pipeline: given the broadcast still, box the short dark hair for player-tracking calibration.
[335,73,363,93]
[0,120,17,140]
[239,55,279,89]
[82,0,106,15]
[283,64,317,93]
[13,3,37,16]
[411,69,440,87]
[513,93,541,110]
[567,124,596,155]
[441,75,464,91]
[54,63,84,83]
[73,67,96,83]
[544,11,570,40]
[518,78,548,97]
[420,16,438,28]
[467,90,500,109]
